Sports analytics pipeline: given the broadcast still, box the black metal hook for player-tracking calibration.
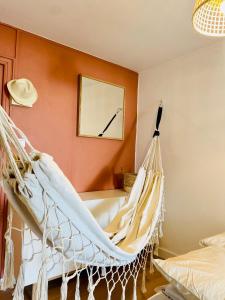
[153,104,163,137]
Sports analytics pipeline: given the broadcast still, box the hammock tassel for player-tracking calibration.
[107,291,112,300]
[121,286,126,300]
[1,206,15,291]
[141,268,147,294]
[75,273,81,300]
[32,191,48,300]
[60,277,69,300]
[132,277,137,300]
[1,236,15,290]
[149,250,154,274]
[154,243,159,257]
[32,263,48,300]
[87,290,95,300]
[159,221,164,238]
[87,267,95,300]
[153,232,160,256]
[12,265,24,300]
[159,195,165,239]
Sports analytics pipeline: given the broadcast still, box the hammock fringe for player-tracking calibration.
[141,267,147,294]
[121,286,126,300]
[132,277,138,300]
[32,264,48,300]
[12,265,24,300]
[149,250,155,275]
[60,277,69,300]
[75,273,81,300]
[1,207,15,291]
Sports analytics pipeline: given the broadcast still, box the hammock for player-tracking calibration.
[0,104,165,300]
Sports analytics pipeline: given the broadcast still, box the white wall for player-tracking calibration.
[136,41,225,257]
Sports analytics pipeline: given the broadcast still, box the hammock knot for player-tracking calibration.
[153,130,160,137]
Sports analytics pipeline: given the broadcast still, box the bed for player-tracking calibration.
[150,233,225,300]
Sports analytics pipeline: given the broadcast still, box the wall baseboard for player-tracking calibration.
[158,247,178,259]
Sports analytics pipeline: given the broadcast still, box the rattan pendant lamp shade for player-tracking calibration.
[193,0,225,36]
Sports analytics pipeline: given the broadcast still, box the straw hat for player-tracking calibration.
[7,78,38,107]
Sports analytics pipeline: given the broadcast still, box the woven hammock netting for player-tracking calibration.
[0,105,165,300]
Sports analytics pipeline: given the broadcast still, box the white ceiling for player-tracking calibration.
[0,0,216,71]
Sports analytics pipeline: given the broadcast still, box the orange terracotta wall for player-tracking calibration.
[0,23,138,192]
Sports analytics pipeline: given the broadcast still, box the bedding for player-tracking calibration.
[199,232,225,248]
[154,284,189,300]
[154,246,225,300]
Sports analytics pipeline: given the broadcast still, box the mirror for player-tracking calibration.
[78,76,125,140]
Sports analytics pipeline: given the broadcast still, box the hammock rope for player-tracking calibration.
[0,104,165,300]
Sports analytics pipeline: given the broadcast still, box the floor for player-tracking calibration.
[0,269,167,300]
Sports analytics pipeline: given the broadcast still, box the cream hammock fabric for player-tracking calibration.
[0,105,165,300]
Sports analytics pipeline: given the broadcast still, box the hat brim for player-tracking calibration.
[10,97,35,108]
[7,80,38,107]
